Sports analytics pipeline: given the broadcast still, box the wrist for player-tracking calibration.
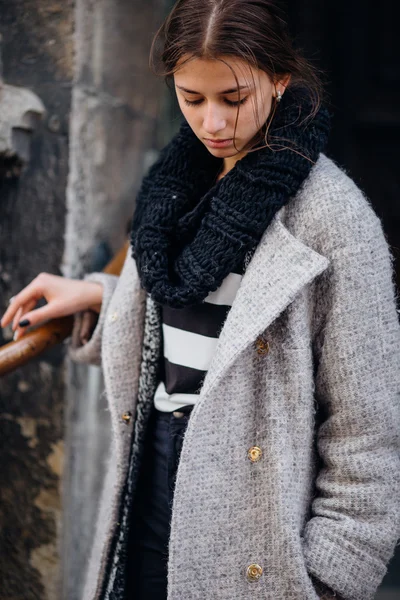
[86,282,103,313]
[89,303,102,314]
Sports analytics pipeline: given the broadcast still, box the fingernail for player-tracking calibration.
[8,296,15,304]
[19,319,30,327]
[13,332,18,341]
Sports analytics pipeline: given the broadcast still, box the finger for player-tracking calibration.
[13,300,39,341]
[0,296,17,328]
[13,302,53,342]
[12,299,37,331]
[15,301,66,331]
[1,283,42,328]
[12,307,23,332]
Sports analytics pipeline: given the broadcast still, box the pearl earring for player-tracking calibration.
[276,90,282,103]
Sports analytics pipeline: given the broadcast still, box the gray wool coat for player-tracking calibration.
[69,154,400,600]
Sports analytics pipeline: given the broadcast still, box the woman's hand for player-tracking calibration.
[0,273,103,341]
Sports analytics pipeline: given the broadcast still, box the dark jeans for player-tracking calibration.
[127,405,193,600]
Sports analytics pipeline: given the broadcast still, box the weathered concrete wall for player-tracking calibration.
[63,0,166,274]
[62,1,166,598]
[0,1,73,599]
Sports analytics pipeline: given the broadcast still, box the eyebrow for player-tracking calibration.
[176,85,250,95]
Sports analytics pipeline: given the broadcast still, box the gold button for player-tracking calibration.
[172,411,185,418]
[246,563,263,582]
[109,311,118,323]
[255,337,269,355]
[248,446,262,463]
[121,411,132,424]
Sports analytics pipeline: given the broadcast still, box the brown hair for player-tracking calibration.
[150,0,325,153]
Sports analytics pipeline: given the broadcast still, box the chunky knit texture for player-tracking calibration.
[69,155,400,600]
[103,296,161,599]
[130,88,330,308]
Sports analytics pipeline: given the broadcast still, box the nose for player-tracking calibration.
[203,103,227,135]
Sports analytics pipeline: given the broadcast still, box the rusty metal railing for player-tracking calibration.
[0,241,129,377]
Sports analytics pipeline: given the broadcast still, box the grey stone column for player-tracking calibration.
[62,1,166,598]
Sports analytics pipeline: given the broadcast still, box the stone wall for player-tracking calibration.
[0,2,74,599]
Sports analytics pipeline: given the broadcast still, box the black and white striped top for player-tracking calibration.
[154,262,247,412]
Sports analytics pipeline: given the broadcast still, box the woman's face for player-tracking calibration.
[174,55,286,158]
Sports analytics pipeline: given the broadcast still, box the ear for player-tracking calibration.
[277,73,291,92]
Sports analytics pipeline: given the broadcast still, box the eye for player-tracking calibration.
[225,97,248,106]
[183,98,204,106]
[183,97,248,107]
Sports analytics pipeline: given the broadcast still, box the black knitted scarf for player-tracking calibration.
[130,88,330,308]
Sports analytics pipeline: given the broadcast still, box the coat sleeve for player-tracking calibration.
[303,208,400,600]
[68,272,119,366]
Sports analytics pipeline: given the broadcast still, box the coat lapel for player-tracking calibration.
[102,252,147,458]
[201,211,330,397]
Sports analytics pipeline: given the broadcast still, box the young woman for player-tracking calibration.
[2,1,399,599]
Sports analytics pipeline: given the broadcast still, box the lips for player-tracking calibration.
[203,138,233,148]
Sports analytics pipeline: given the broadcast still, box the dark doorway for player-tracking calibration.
[285,1,400,596]
[285,0,400,292]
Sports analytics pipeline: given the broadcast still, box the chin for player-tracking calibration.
[205,147,229,156]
